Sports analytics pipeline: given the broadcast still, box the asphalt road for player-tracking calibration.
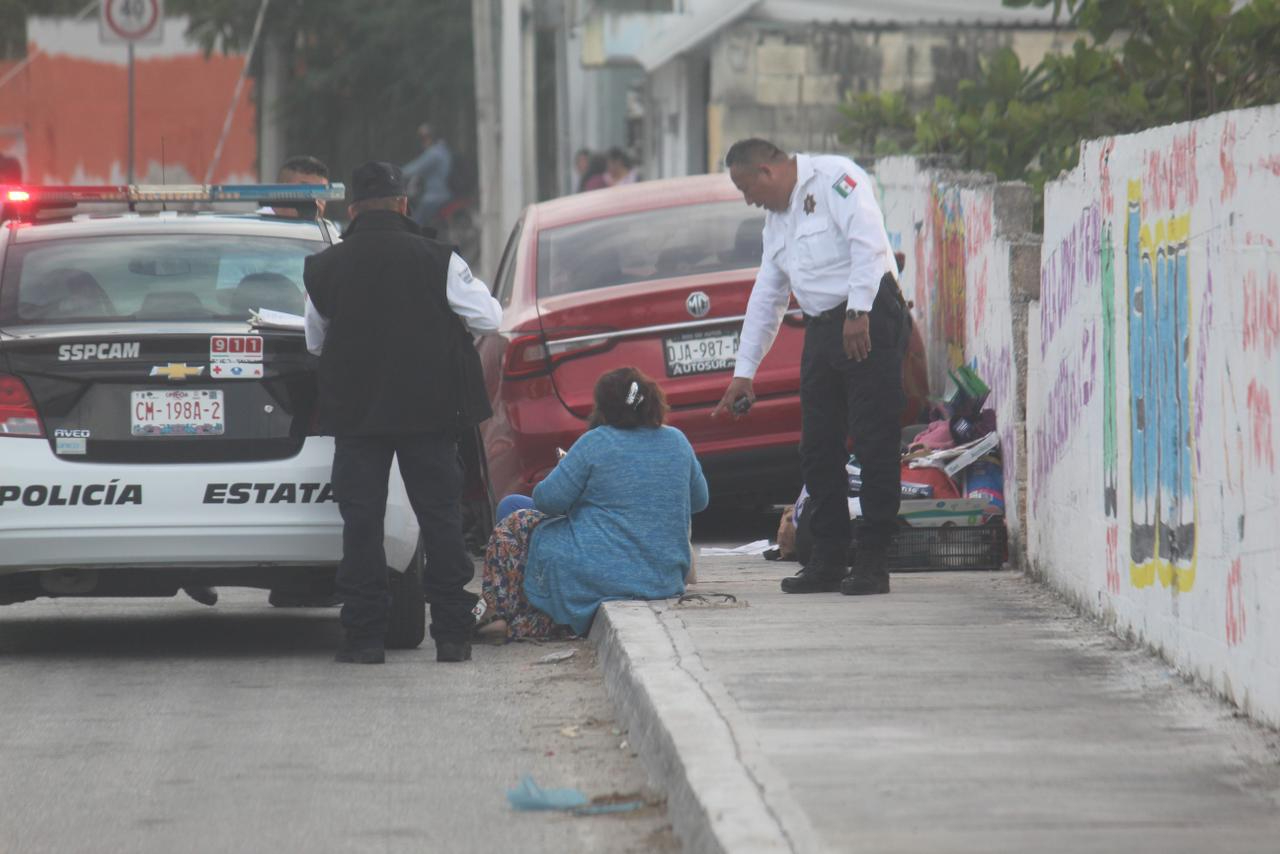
[0,589,676,854]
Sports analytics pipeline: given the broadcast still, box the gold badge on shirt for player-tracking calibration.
[803,193,816,215]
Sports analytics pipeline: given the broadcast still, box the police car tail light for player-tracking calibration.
[0,374,43,437]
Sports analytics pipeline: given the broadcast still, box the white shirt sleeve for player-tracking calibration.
[733,232,791,380]
[303,294,328,356]
[827,171,893,313]
[446,252,503,335]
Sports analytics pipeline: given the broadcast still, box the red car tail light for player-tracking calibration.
[0,373,43,437]
[504,331,613,379]
[504,334,551,378]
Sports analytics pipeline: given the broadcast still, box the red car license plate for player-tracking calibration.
[663,329,739,377]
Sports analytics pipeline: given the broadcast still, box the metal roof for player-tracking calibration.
[630,0,1062,71]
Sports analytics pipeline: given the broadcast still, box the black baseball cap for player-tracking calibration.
[350,160,407,202]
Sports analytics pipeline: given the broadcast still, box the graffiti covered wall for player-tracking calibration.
[877,158,1036,554]
[1029,106,1280,726]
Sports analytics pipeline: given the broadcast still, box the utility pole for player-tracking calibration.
[472,0,502,279]
[499,0,525,237]
[126,42,135,183]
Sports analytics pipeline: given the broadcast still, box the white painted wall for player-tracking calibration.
[1029,105,1280,726]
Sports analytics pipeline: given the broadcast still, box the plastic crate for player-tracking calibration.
[886,522,1007,572]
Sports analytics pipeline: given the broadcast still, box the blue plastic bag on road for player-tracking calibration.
[506,775,589,811]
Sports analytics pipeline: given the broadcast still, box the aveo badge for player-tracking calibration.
[686,291,711,319]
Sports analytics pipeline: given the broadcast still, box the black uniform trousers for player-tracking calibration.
[800,273,910,560]
[331,433,477,646]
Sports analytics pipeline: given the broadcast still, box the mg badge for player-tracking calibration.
[686,291,711,319]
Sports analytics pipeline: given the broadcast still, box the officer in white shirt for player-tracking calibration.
[713,139,909,596]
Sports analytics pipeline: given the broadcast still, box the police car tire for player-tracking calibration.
[386,542,426,649]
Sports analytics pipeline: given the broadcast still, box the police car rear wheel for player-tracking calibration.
[386,542,426,649]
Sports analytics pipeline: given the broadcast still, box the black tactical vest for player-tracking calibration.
[303,209,465,437]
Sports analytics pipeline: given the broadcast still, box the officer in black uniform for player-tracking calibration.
[714,139,909,596]
[304,161,502,663]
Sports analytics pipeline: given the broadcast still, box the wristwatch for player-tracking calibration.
[845,309,867,320]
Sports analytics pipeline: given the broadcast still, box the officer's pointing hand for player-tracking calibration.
[843,315,871,362]
[712,377,754,420]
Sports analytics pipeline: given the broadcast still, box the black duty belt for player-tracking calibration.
[803,284,906,326]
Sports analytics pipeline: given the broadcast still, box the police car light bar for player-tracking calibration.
[0,183,346,204]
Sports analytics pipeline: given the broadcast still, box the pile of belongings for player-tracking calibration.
[771,364,1006,562]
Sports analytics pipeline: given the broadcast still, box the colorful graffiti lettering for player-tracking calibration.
[1030,322,1098,511]
[1143,127,1199,211]
[1040,205,1101,359]
[1226,559,1246,647]
[1105,524,1121,595]
[1247,380,1275,472]
[1219,118,1238,203]
[1125,181,1196,592]
[1193,258,1215,475]
[1101,223,1118,518]
[930,187,966,371]
[1242,270,1280,358]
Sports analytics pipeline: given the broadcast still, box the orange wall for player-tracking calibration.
[0,47,256,184]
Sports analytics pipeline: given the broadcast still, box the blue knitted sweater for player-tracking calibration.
[523,425,709,635]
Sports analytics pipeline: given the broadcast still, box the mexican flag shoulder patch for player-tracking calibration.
[833,173,857,198]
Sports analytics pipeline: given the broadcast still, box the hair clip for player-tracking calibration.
[625,380,645,408]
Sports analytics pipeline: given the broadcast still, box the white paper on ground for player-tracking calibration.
[699,539,773,557]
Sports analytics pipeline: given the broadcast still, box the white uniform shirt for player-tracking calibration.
[733,153,896,379]
[304,251,502,355]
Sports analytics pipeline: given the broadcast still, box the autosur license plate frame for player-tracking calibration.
[662,328,740,378]
[130,389,226,436]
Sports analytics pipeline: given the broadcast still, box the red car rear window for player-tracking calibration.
[536,201,764,298]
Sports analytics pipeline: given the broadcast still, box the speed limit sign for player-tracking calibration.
[100,0,164,44]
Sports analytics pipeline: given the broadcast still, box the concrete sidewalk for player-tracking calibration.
[592,558,1280,854]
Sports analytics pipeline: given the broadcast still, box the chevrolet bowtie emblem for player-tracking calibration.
[149,363,205,380]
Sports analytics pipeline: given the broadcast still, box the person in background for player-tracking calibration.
[304,161,502,664]
[477,367,708,642]
[572,148,591,192]
[272,155,331,220]
[0,153,21,184]
[579,152,609,192]
[402,122,453,228]
[604,147,639,186]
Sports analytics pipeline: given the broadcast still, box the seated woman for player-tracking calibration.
[479,367,709,641]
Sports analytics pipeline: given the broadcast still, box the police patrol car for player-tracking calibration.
[0,184,426,647]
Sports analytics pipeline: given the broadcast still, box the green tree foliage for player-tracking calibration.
[839,0,1280,222]
[170,0,476,189]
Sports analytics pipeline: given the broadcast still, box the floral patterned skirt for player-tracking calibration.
[480,509,573,641]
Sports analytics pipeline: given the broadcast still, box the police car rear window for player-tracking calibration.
[0,235,325,325]
[536,201,764,298]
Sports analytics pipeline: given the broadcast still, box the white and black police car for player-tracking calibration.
[0,184,426,646]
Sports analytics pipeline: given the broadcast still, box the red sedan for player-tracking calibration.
[473,173,926,511]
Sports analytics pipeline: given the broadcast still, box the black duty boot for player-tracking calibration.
[841,543,890,596]
[780,546,847,594]
[335,641,385,664]
[436,640,472,662]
